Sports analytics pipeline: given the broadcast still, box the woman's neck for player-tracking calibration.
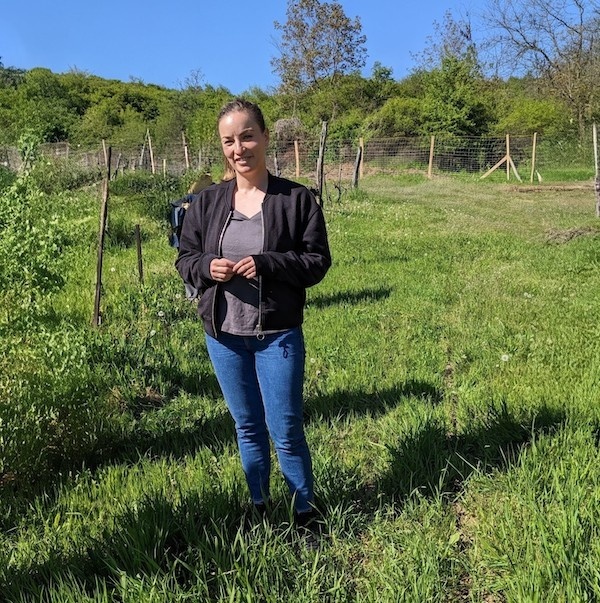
[235,170,269,194]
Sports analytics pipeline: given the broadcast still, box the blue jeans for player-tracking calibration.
[205,327,314,513]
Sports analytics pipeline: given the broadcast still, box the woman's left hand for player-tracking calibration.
[233,256,257,279]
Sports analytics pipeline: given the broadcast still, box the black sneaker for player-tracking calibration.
[294,509,323,551]
[243,500,270,530]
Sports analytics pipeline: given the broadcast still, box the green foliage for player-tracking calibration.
[272,0,367,92]
[0,164,15,189]
[418,55,491,136]
[490,79,575,139]
[364,96,424,137]
[0,327,113,485]
[2,175,600,601]
[0,138,68,317]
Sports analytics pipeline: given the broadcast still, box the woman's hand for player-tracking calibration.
[210,257,236,282]
[233,256,257,279]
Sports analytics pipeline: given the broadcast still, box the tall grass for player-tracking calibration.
[1,172,600,601]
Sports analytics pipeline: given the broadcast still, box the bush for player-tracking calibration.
[30,158,103,193]
[0,328,115,486]
[110,171,181,197]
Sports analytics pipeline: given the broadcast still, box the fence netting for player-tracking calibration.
[0,134,595,183]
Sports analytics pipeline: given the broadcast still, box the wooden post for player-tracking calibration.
[147,129,156,174]
[182,130,190,170]
[114,153,122,178]
[294,140,300,178]
[428,135,435,179]
[92,147,112,327]
[102,139,108,169]
[593,123,600,218]
[139,136,146,168]
[506,134,510,181]
[530,132,538,183]
[316,121,328,206]
[135,224,144,285]
[352,144,362,188]
[274,146,280,177]
[359,137,365,179]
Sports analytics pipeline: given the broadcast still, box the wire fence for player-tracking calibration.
[1,133,596,185]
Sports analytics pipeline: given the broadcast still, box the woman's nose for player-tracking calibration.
[234,139,244,154]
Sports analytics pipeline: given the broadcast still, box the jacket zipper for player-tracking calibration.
[256,207,266,340]
[211,209,233,338]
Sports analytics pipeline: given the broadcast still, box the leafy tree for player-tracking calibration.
[0,58,25,88]
[364,97,425,138]
[490,77,575,138]
[418,55,491,136]
[484,0,600,137]
[272,0,367,92]
[14,68,78,141]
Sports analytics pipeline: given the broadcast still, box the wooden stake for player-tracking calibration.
[135,224,144,285]
[530,132,538,183]
[274,146,280,177]
[428,135,435,179]
[294,140,300,178]
[139,136,146,168]
[480,155,508,180]
[509,156,523,182]
[593,123,600,218]
[163,158,167,177]
[147,129,156,174]
[114,153,122,178]
[182,130,190,170]
[594,123,599,179]
[359,137,365,179]
[352,144,362,188]
[506,134,510,181]
[316,121,328,206]
[92,147,112,327]
[102,139,108,168]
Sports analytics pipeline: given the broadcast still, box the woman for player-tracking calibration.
[175,99,331,533]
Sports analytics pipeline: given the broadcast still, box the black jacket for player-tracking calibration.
[175,174,331,338]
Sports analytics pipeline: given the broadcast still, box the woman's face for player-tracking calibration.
[218,110,269,178]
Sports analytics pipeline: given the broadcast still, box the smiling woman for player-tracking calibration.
[175,98,332,547]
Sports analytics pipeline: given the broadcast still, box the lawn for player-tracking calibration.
[1,171,600,602]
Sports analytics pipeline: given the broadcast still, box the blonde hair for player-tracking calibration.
[187,173,213,193]
[221,157,236,182]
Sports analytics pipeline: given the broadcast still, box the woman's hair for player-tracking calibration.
[217,98,266,133]
[218,98,267,181]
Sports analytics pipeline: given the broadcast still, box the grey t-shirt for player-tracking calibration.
[217,209,263,335]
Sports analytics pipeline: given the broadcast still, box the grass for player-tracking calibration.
[2,173,600,601]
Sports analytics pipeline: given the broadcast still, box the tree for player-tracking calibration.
[414,10,479,70]
[272,0,367,92]
[484,0,600,137]
[418,55,491,136]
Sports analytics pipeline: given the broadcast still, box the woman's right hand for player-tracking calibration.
[210,257,236,282]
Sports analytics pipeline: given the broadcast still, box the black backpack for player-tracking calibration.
[168,194,195,248]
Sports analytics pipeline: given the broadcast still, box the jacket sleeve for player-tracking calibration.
[175,196,219,291]
[253,202,331,288]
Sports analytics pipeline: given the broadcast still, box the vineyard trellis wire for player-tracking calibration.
[0,133,596,185]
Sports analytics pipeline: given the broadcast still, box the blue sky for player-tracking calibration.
[1,0,477,93]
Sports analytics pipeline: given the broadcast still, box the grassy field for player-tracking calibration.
[2,171,600,601]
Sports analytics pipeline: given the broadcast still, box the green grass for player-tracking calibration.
[2,174,600,601]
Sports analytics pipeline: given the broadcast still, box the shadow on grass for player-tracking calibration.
[307,286,393,309]
[305,380,443,423]
[322,401,567,517]
[2,487,252,601]
[1,392,567,599]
